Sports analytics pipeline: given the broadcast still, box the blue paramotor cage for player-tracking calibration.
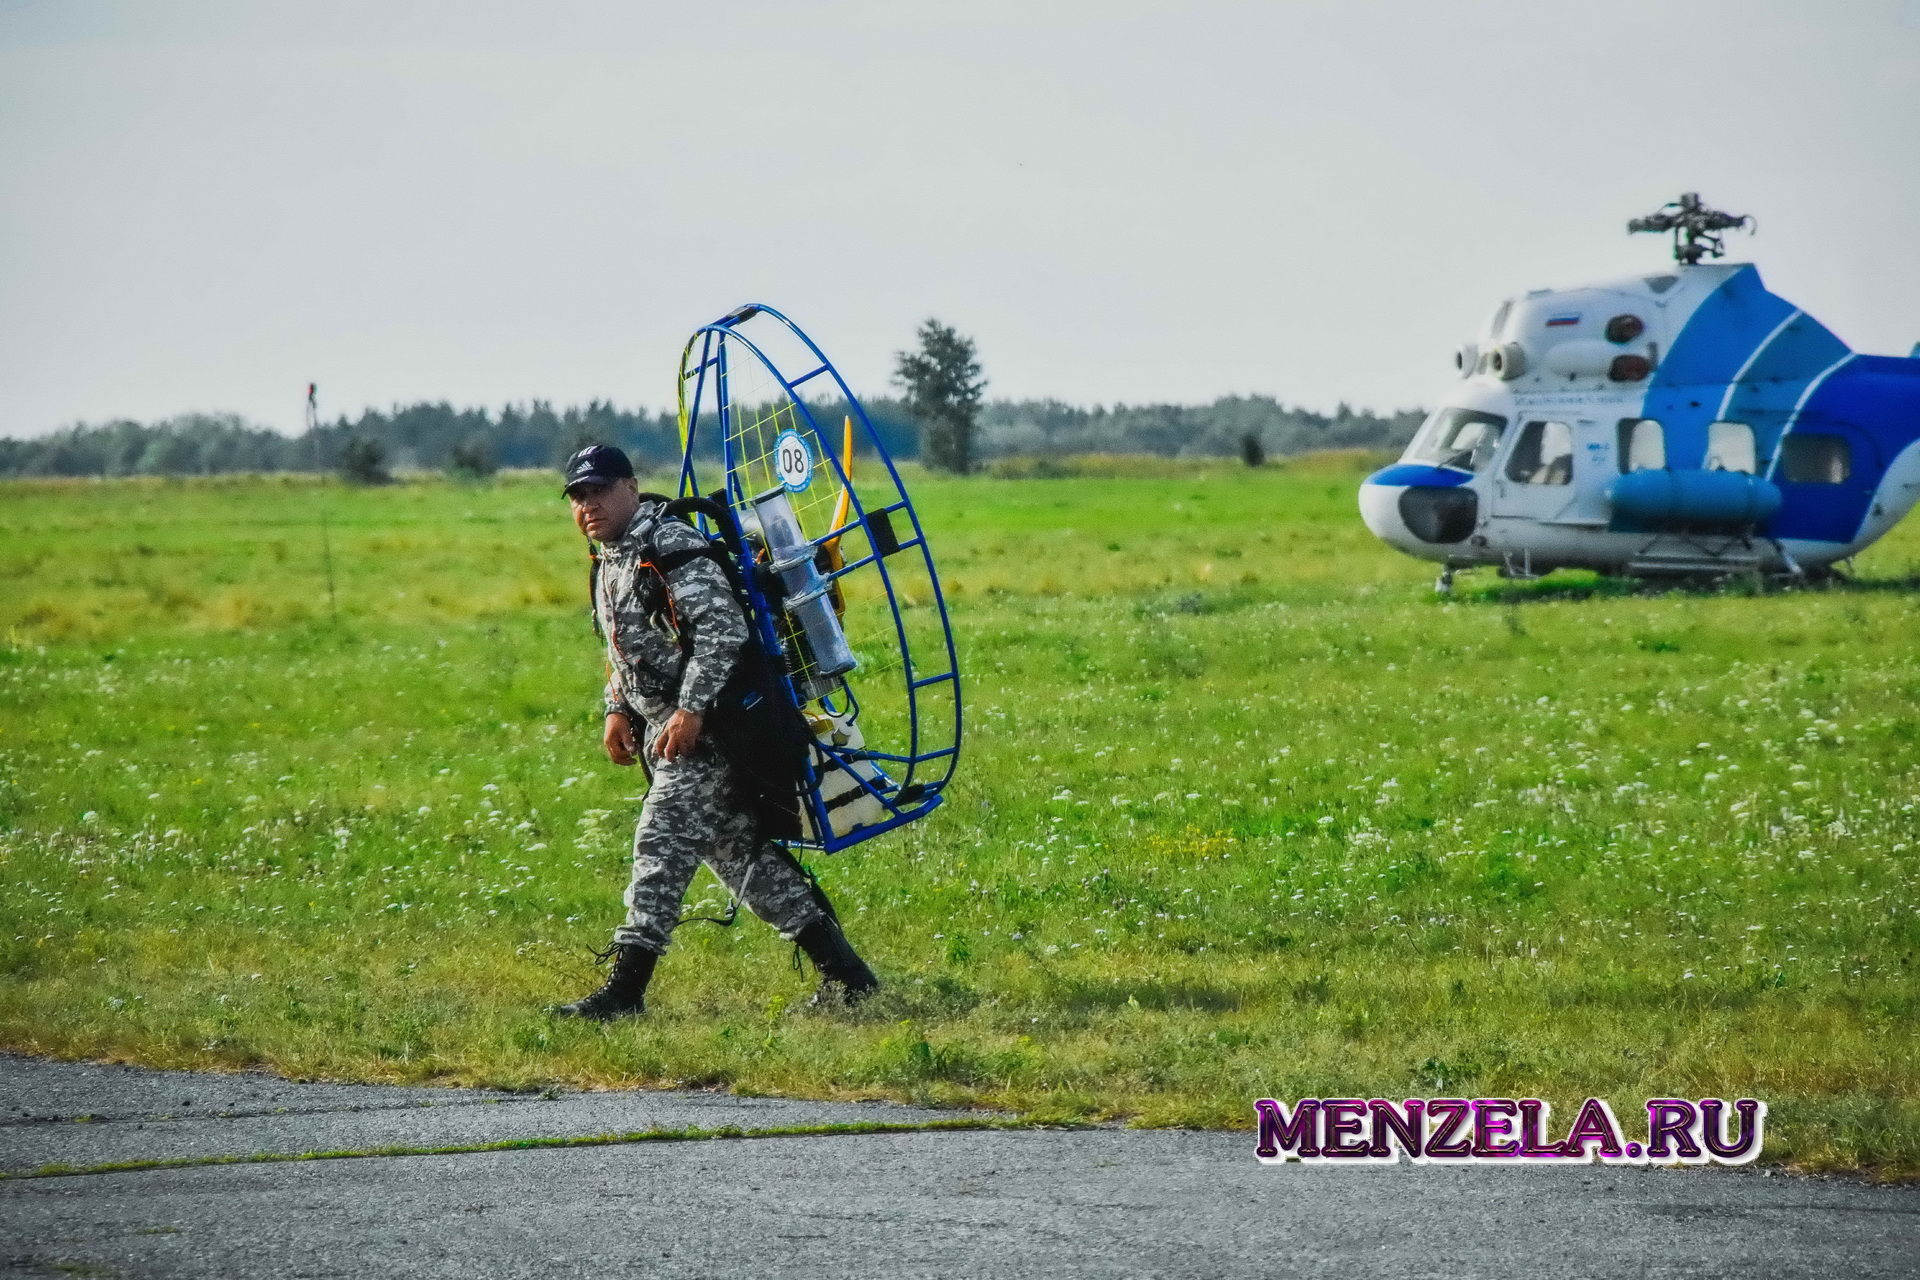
[675,303,962,853]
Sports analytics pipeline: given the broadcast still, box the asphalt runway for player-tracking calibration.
[3,1054,1915,1278]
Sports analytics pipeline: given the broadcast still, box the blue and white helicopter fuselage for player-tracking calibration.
[1360,258,1920,586]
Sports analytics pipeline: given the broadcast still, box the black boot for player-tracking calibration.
[795,916,879,1006]
[549,942,658,1020]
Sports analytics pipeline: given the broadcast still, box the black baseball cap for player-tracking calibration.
[561,444,635,496]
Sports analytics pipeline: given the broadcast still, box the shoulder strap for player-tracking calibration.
[649,544,721,574]
[636,507,728,577]
[587,547,604,639]
[665,493,747,557]
[630,500,771,666]
[642,494,752,576]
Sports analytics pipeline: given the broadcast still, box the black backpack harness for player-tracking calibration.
[589,495,815,842]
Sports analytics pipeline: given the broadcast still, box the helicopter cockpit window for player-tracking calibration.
[1705,421,1757,474]
[1617,418,1666,472]
[1777,433,1852,484]
[1504,420,1574,485]
[1404,408,1508,473]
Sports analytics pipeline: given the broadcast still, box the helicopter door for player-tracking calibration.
[1768,422,1882,544]
[1487,418,1589,523]
[1562,418,1613,523]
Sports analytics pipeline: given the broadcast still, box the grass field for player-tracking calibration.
[3,456,1917,1177]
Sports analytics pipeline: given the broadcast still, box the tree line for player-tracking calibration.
[0,396,1419,479]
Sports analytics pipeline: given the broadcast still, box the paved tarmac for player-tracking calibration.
[3,1053,1916,1278]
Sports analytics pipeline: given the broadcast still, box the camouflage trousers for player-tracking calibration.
[612,746,825,955]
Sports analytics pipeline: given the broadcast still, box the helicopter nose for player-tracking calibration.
[1359,479,1415,547]
[1358,466,1479,552]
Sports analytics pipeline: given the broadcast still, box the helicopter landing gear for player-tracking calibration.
[1496,550,1541,581]
[1769,540,1808,587]
[1435,568,1455,595]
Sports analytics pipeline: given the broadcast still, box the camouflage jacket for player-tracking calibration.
[595,501,748,728]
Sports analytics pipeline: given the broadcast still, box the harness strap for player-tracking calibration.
[677,829,833,937]
[635,533,701,643]
[587,547,604,640]
[644,545,723,576]
[675,895,741,931]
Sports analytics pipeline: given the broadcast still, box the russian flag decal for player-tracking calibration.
[1545,313,1581,327]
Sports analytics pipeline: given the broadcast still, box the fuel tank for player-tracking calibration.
[1607,468,1782,533]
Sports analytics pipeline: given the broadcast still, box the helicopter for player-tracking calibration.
[1359,194,1920,591]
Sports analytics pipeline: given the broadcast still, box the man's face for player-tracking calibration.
[568,479,640,543]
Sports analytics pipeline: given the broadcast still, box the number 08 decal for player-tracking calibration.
[774,428,813,492]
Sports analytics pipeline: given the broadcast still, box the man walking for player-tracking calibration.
[551,444,879,1020]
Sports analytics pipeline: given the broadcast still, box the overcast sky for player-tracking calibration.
[2,0,1915,438]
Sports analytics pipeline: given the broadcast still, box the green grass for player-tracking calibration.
[5,1117,1037,1181]
[3,457,1918,1177]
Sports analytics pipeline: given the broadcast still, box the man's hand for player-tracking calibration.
[603,712,639,766]
[652,709,704,763]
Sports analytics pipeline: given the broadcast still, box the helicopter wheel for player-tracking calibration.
[1434,568,1455,595]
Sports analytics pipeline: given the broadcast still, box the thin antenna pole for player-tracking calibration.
[308,382,339,625]
[306,381,320,472]
[320,509,339,626]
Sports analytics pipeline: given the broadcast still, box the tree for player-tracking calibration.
[1239,431,1266,468]
[893,318,987,474]
[447,436,497,481]
[338,437,390,485]
[0,393,1428,478]
[136,430,200,476]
